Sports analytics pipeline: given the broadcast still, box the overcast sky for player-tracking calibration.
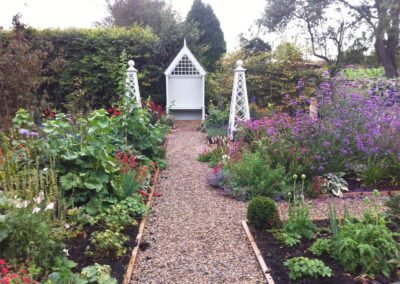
[0,0,270,52]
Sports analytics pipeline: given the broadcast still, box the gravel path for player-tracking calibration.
[131,121,264,284]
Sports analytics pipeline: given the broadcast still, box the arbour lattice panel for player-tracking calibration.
[171,55,200,76]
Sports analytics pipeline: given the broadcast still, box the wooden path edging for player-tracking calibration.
[241,220,275,284]
[123,167,160,284]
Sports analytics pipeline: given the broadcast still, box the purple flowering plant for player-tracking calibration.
[238,76,400,185]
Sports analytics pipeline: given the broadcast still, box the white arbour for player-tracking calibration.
[228,60,250,139]
[164,40,206,120]
[125,60,141,107]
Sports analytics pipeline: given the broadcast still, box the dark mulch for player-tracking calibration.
[66,223,139,283]
[250,221,395,284]
[346,178,400,192]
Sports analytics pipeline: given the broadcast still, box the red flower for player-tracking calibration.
[8,274,16,279]
[0,259,5,266]
[1,278,10,284]
[138,190,149,197]
[20,269,27,274]
[24,277,31,283]
[213,165,221,175]
[1,267,9,274]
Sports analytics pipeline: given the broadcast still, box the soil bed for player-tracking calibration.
[250,221,395,284]
[346,178,400,192]
[66,223,139,283]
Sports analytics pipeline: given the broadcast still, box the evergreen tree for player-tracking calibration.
[186,0,226,71]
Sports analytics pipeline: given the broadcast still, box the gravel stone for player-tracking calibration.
[131,121,264,284]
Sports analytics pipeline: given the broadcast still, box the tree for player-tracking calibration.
[186,0,226,71]
[105,0,175,33]
[260,0,400,78]
[338,0,399,77]
[240,36,272,55]
[260,0,356,77]
[0,15,49,128]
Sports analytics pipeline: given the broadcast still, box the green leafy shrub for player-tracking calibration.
[284,257,333,280]
[204,103,229,128]
[1,206,63,270]
[309,238,332,256]
[226,151,287,197]
[247,196,282,230]
[90,229,128,257]
[197,147,224,168]
[331,222,400,277]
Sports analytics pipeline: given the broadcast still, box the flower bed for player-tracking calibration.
[0,98,170,283]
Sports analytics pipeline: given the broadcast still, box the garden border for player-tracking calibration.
[123,167,160,284]
[241,220,275,284]
[319,190,400,199]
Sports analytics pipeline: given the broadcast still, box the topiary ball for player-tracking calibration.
[247,196,282,230]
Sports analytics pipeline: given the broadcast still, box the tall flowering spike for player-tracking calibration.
[228,60,250,139]
[125,60,141,107]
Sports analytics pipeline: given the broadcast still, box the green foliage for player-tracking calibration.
[0,16,57,128]
[331,222,400,277]
[80,264,117,284]
[247,196,282,230]
[90,229,128,257]
[197,147,224,168]
[284,176,317,240]
[214,49,321,109]
[186,0,226,71]
[225,151,287,198]
[274,42,303,63]
[204,103,229,128]
[284,257,333,280]
[309,239,332,256]
[359,156,388,186]
[321,172,349,197]
[206,127,227,139]
[32,26,159,109]
[272,230,301,247]
[384,194,400,230]
[342,67,385,79]
[1,206,63,270]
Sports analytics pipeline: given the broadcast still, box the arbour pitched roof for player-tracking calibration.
[164,40,206,76]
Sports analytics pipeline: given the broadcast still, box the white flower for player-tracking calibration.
[43,168,48,172]
[32,207,41,214]
[64,223,71,229]
[33,191,45,205]
[15,200,30,209]
[63,249,69,256]
[45,202,55,211]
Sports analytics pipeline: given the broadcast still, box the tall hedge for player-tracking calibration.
[32,26,160,109]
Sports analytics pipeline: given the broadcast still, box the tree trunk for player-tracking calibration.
[375,37,399,78]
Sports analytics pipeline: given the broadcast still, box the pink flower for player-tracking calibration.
[0,259,5,266]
